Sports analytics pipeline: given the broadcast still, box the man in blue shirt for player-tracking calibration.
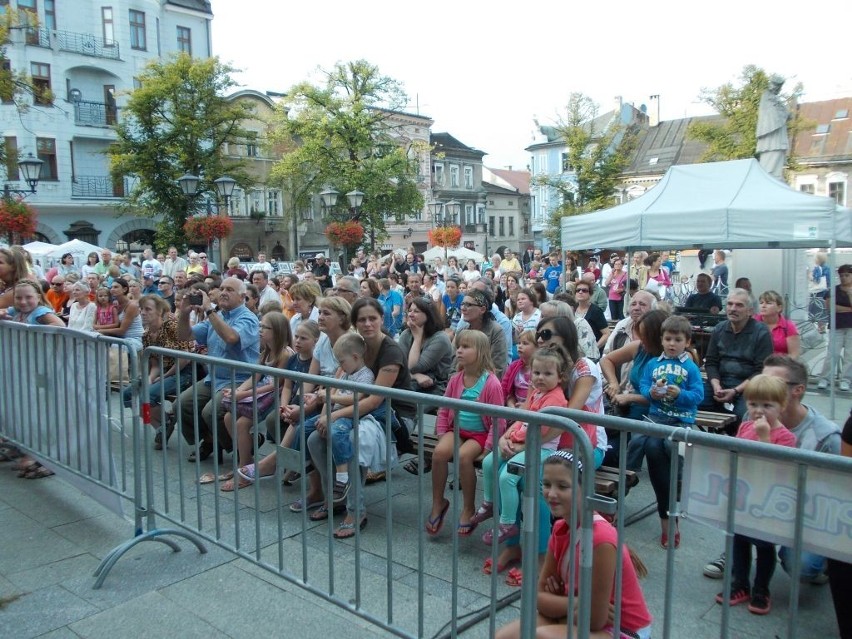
[544,252,563,294]
[176,277,260,462]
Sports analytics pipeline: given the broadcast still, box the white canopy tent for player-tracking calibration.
[561,159,852,251]
[23,239,108,264]
[421,246,485,264]
[560,158,852,417]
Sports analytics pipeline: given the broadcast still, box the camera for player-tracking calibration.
[187,292,203,306]
[507,461,526,476]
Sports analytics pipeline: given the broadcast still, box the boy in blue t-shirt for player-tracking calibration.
[543,252,563,294]
[640,315,704,426]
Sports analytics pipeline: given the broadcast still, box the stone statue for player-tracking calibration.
[756,75,790,180]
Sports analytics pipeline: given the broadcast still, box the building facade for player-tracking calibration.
[482,167,532,257]
[1,0,212,250]
[790,98,851,206]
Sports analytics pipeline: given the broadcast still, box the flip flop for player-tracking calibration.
[309,503,346,521]
[333,517,367,539]
[289,497,324,513]
[236,464,275,483]
[220,477,253,492]
[505,567,523,587]
[198,471,234,485]
[457,520,478,537]
[425,499,450,536]
[21,463,54,479]
[482,556,518,576]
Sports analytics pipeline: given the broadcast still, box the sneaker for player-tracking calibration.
[840,380,851,392]
[809,571,830,585]
[817,379,829,390]
[332,480,350,505]
[703,553,726,579]
[747,591,771,615]
[715,586,750,606]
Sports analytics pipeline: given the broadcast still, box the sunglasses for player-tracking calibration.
[536,329,554,341]
[575,288,590,293]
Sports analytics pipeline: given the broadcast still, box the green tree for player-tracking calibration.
[108,54,254,250]
[539,93,639,245]
[269,60,424,249]
[687,64,805,164]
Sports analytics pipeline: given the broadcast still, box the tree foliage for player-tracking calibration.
[269,60,424,248]
[108,54,254,250]
[687,65,806,164]
[540,93,639,246]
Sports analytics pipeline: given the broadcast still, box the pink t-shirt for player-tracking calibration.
[549,515,652,634]
[753,314,799,355]
[736,420,797,447]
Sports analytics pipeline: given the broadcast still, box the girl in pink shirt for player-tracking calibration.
[496,450,652,639]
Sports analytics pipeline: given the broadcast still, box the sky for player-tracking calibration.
[211,0,852,172]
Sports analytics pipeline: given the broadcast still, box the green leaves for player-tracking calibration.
[268,60,423,248]
[108,53,253,250]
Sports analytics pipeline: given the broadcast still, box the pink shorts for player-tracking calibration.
[459,429,488,449]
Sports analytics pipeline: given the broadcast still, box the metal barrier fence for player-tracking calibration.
[137,345,596,639]
[2,322,850,637]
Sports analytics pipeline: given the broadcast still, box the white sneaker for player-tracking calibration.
[817,379,829,390]
[840,380,851,392]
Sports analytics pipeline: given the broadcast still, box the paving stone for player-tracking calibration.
[0,585,99,639]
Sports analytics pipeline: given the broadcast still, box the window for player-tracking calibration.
[433,163,444,186]
[477,207,484,224]
[0,58,12,103]
[30,62,52,105]
[102,7,115,46]
[509,218,514,237]
[4,136,17,180]
[267,189,281,216]
[176,26,191,55]
[229,188,245,216]
[245,132,259,157]
[829,181,846,206]
[834,109,849,120]
[450,165,459,188]
[129,9,146,50]
[499,217,505,236]
[44,0,55,29]
[465,204,474,226]
[36,137,57,180]
[249,189,263,214]
[799,184,815,194]
[507,200,514,206]
[0,0,7,15]
[815,124,830,135]
[489,216,495,237]
[561,152,570,172]
[464,166,473,189]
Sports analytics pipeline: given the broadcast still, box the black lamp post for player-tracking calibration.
[320,186,365,265]
[177,173,237,264]
[3,154,44,199]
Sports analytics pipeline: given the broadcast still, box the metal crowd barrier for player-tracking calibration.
[2,322,849,638]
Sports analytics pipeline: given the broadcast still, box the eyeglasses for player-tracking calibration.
[536,329,554,341]
[575,288,590,293]
[460,302,483,309]
[158,281,170,285]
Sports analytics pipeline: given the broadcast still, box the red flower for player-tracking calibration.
[183,215,233,242]
[326,220,364,247]
[0,198,37,240]
[428,226,462,248]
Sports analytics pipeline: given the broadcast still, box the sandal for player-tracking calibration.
[365,470,386,484]
[425,499,450,536]
[482,556,518,575]
[237,464,274,483]
[0,444,22,462]
[457,520,478,537]
[505,567,523,587]
[309,503,346,521]
[16,459,40,478]
[21,463,54,479]
[403,457,431,475]
[470,502,494,526]
[198,471,234,485]
[289,496,324,513]
[333,517,367,539]
[220,476,253,492]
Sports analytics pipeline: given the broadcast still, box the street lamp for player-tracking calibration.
[319,186,339,210]
[177,173,237,265]
[3,154,44,199]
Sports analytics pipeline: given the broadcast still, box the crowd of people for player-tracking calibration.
[0,241,849,637]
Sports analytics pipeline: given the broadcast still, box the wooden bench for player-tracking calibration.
[408,431,639,501]
[695,410,736,434]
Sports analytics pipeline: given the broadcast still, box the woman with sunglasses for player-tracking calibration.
[573,281,609,349]
[456,288,507,379]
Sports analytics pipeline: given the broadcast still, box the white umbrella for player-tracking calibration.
[421,246,485,264]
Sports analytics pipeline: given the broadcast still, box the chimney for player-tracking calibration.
[649,95,660,127]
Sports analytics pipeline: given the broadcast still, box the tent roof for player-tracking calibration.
[561,159,852,250]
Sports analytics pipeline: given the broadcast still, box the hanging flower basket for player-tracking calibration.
[326,220,364,247]
[0,197,37,241]
[183,215,233,243]
[428,225,462,248]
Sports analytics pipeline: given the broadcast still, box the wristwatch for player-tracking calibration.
[205,307,219,318]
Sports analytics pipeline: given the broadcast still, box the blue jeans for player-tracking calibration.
[122,367,193,408]
[291,414,353,466]
[778,546,827,580]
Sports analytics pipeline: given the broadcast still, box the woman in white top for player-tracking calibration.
[462,259,481,284]
[67,280,96,331]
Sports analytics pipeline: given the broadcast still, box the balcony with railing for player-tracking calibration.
[74,100,116,127]
[72,175,127,199]
[25,27,121,60]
